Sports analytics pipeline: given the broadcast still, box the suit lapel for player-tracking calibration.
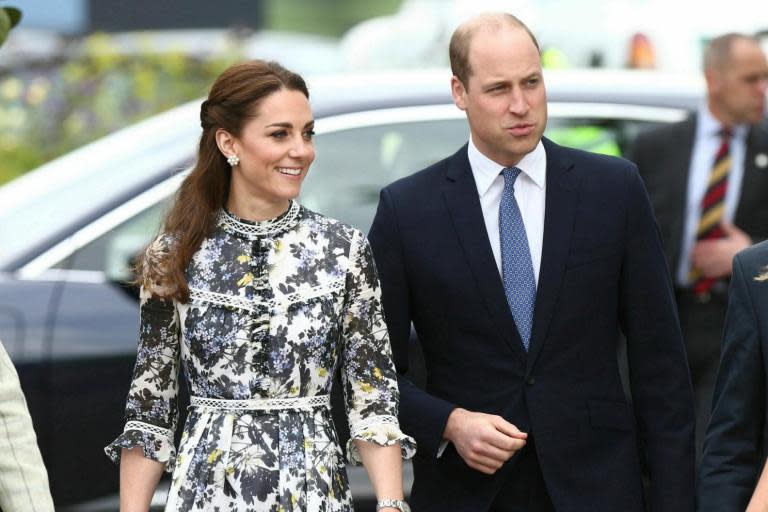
[442,145,526,360]
[525,138,580,373]
[736,121,768,223]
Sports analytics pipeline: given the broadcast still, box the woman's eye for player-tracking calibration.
[270,131,288,139]
[303,130,316,141]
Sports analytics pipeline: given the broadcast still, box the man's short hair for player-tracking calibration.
[449,12,540,88]
[703,32,759,71]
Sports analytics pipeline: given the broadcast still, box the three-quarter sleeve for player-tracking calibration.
[104,235,182,472]
[340,230,416,465]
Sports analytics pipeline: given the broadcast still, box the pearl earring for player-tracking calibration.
[227,154,240,166]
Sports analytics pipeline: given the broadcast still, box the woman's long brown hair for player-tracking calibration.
[138,60,309,302]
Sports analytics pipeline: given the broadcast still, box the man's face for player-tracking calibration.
[451,25,547,166]
[708,39,768,125]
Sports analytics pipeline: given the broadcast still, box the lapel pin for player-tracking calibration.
[756,153,768,169]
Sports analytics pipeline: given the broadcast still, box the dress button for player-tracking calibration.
[526,377,535,386]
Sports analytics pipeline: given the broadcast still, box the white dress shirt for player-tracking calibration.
[468,137,546,284]
[676,105,748,286]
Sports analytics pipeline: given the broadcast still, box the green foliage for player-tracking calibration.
[0,33,242,184]
[266,0,402,37]
[0,6,21,46]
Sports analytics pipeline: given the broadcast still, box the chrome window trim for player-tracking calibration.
[24,269,108,284]
[16,101,688,281]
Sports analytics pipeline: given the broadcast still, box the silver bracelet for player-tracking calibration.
[376,499,410,512]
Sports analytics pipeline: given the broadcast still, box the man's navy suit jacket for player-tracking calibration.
[698,240,768,510]
[368,138,696,512]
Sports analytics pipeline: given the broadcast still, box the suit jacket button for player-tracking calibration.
[526,377,535,386]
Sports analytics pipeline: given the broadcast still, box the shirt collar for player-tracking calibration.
[468,136,546,197]
[698,103,748,139]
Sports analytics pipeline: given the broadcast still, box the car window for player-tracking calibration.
[301,118,469,232]
[52,201,169,281]
[51,113,668,275]
[302,115,665,233]
[0,100,199,271]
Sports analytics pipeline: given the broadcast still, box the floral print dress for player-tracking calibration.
[105,201,415,511]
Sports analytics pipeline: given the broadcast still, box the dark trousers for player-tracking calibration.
[490,441,554,512]
[675,287,728,462]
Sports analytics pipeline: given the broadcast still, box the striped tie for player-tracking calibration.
[689,127,732,298]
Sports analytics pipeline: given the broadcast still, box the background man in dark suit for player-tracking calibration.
[368,12,695,512]
[698,241,768,511]
[628,34,768,455]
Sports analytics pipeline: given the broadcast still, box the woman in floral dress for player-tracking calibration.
[105,60,415,512]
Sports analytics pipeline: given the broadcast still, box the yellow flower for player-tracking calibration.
[237,273,254,287]
[373,367,383,380]
[0,78,22,101]
[133,67,157,102]
[237,254,251,264]
[26,78,50,107]
[360,383,373,393]
[304,439,313,449]
[274,240,283,252]
[318,368,328,377]
[207,449,222,463]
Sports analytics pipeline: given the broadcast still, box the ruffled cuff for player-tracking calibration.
[104,420,177,473]
[345,415,416,465]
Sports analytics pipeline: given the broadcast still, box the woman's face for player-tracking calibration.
[226,88,315,213]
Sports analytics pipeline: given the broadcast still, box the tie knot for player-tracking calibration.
[502,167,523,187]
[719,126,733,140]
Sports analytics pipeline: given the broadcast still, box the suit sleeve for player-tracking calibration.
[368,187,456,458]
[618,167,696,512]
[697,253,766,511]
[0,341,55,512]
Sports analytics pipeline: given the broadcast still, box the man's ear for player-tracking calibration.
[451,76,468,111]
[215,128,237,157]
[704,68,722,97]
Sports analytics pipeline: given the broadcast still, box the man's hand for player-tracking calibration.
[691,223,751,279]
[443,408,527,475]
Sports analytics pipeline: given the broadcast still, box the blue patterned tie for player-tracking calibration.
[499,167,536,351]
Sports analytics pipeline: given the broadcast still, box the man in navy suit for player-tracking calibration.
[368,12,695,512]
[698,241,768,510]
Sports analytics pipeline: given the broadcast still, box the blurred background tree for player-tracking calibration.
[0,0,406,186]
[267,0,402,36]
[0,40,240,184]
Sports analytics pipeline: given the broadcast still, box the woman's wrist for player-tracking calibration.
[375,498,410,511]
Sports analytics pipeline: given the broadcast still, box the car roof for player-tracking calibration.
[0,68,703,271]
